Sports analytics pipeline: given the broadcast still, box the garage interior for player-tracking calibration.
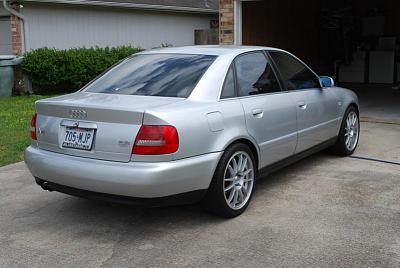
[241,0,400,122]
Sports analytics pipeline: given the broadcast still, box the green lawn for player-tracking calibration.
[0,95,50,167]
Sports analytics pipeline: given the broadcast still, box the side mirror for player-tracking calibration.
[320,76,335,88]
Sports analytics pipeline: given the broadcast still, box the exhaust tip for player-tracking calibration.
[35,178,53,192]
[41,181,53,191]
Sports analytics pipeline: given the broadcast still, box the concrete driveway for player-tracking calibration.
[1,121,399,268]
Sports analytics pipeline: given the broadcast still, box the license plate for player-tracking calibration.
[62,127,94,151]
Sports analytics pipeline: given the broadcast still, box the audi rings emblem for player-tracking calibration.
[69,109,87,119]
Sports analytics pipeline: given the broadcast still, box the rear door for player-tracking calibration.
[230,51,297,168]
[268,51,339,153]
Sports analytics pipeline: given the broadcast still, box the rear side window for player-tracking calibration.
[84,54,217,98]
[234,52,281,96]
[221,66,236,99]
[269,52,320,91]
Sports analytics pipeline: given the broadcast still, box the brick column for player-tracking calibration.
[219,0,235,45]
[10,4,23,55]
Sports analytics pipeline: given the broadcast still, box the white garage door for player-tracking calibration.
[0,17,12,54]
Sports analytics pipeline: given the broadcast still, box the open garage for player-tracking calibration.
[220,0,400,123]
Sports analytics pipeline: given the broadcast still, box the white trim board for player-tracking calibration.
[22,0,218,14]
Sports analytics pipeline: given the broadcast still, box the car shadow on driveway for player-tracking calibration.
[44,150,330,223]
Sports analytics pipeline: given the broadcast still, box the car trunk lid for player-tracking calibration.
[35,92,182,162]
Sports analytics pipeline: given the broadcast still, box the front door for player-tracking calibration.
[269,51,339,153]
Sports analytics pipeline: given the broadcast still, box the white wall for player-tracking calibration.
[0,7,12,54]
[0,17,12,54]
[21,3,215,50]
[0,6,9,16]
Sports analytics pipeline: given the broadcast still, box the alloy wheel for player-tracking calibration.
[223,151,254,210]
[344,111,359,151]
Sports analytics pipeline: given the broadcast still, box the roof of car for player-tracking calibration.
[141,45,284,56]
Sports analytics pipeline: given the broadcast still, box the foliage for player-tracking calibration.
[0,95,51,166]
[22,46,143,92]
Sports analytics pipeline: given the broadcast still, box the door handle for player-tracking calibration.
[298,102,307,110]
[252,109,264,118]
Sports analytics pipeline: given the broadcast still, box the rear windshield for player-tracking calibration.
[84,54,217,98]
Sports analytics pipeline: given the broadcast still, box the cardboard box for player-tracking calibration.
[378,37,396,50]
[369,51,395,84]
[339,51,366,83]
[397,63,400,82]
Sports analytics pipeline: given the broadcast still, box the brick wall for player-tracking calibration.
[10,4,22,55]
[219,0,234,45]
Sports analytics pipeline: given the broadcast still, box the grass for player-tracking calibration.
[0,95,51,167]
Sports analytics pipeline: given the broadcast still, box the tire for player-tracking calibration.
[203,143,256,218]
[332,105,360,156]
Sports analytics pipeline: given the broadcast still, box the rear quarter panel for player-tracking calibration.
[138,99,259,163]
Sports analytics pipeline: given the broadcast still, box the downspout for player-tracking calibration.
[2,0,29,53]
[233,0,242,45]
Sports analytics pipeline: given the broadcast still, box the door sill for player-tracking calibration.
[258,137,337,178]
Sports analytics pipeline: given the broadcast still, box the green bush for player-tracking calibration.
[22,46,143,93]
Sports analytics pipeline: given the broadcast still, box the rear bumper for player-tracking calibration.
[34,178,207,207]
[25,146,221,199]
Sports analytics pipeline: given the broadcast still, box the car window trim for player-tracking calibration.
[220,51,283,100]
[263,50,285,92]
[219,90,290,101]
[219,62,239,100]
[235,51,284,97]
[219,50,297,101]
[219,60,289,101]
[266,50,322,92]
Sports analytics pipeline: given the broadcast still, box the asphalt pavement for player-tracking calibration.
[0,121,399,267]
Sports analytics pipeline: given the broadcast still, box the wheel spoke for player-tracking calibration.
[346,137,350,147]
[241,157,248,172]
[241,187,248,196]
[243,177,253,183]
[227,165,235,177]
[224,177,235,182]
[224,183,235,192]
[238,189,244,202]
[233,189,239,206]
[243,169,252,176]
[232,158,238,172]
[228,188,236,203]
[237,155,243,172]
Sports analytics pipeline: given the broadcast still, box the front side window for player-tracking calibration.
[234,52,281,97]
[84,54,217,98]
[269,51,320,91]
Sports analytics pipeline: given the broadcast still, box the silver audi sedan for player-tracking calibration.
[25,46,359,217]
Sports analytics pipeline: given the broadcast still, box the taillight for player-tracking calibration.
[133,125,179,155]
[30,113,37,140]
